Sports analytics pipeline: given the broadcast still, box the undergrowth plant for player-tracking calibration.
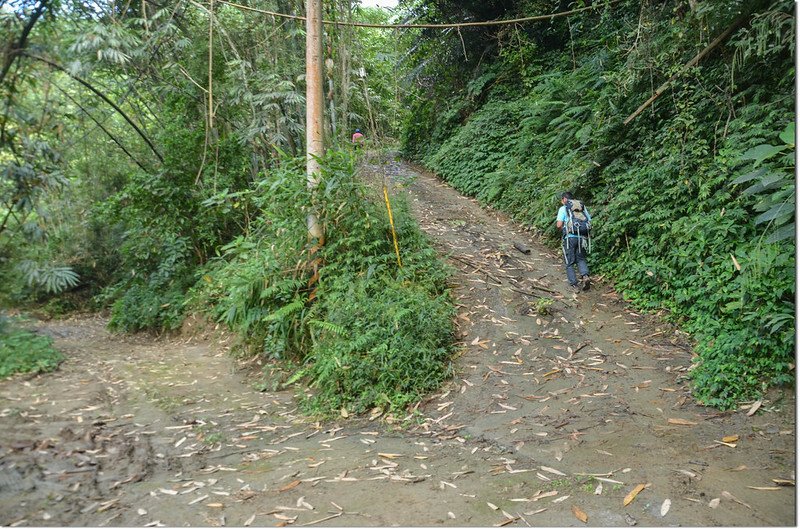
[96,101,255,333]
[0,316,63,378]
[194,151,454,415]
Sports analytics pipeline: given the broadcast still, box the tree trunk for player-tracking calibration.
[306,0,323,241]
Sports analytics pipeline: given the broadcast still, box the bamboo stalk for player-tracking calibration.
[623,14,749,125]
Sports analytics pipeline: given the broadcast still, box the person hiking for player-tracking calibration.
[351,128,365,146]
[556,191,591,293]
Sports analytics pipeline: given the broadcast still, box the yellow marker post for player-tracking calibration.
[383,185,402,268]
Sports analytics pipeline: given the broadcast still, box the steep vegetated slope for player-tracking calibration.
[401,0,795,408]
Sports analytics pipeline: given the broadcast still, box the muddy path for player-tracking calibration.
[0,160,795,527]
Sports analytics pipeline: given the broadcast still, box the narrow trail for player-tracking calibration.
[0,159,794,527]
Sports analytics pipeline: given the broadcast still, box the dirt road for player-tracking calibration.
[0,160,795,527]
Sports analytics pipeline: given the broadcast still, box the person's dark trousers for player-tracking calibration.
[562,236,589,286]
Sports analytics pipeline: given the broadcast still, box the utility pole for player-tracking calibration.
[306,0,324,242]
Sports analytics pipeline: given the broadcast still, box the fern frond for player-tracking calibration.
[263,299,305,322]
[308,320,347,337]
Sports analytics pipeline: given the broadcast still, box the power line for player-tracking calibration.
[213,0,621,29]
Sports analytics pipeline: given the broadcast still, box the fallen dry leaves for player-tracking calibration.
[746,400,762,416]
[278,480,301,493]
[571,505,588,523]
[623,484,647,506]
[540,465,566,476]
[721,490,751,509]
[667,418,697,426]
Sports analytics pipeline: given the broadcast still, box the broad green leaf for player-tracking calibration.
[779,122,795,146]
[755,202,791,225]
[740,144,786,165]
[758,172,788,187]
[732,167,768,185]
[742,172,789,196]
[765,223,795,244]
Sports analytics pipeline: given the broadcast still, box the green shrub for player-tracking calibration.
[194,151,454,415]
[91,95,255,333]
[107,281,191,332]
[306,277,453,414]
[0,318,63,378]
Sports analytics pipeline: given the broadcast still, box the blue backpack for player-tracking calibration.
[565,199,591,237]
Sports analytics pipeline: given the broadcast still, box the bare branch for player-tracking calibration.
[0,0,48,86]
[623,14,749,125]
[53,83,152,173]
[24,53,164,163]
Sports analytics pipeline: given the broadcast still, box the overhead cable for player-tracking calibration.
[213,0,621,29]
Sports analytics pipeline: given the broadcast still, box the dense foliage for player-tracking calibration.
[0,0,404,315]
[193,153,453,414]
[401,0,795,408]
[0,316,63,378]
[0,0,453,413]
[2,0,793,411]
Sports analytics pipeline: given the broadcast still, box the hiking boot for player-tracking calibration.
[571,284,582,293]
[580,275,591,291]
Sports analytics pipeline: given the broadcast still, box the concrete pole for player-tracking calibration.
[306,0,324,241]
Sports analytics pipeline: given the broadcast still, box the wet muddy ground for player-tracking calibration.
[0,159,795,527]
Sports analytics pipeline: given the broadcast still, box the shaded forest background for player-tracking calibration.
[0,0,794,411]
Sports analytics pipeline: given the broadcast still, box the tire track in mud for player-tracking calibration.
[0,161,794,527]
